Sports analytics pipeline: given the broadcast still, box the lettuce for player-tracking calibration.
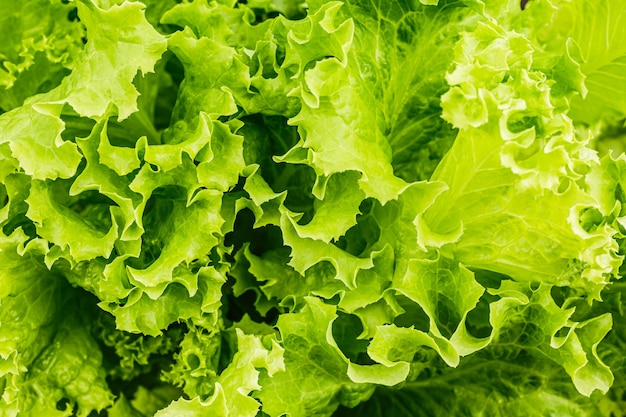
[2,0,626,416]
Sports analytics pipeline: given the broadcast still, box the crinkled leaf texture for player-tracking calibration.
[1,0,626,416]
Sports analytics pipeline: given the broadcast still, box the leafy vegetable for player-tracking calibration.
[2,0,626,416]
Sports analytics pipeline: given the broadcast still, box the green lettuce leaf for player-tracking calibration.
[560,0,626,125]
[0,0,84,112]
[433,17,621,294]
[255,297,375,417]
[0,230,113,417]
[157,329,284,417]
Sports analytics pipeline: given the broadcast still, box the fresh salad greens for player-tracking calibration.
[2,0,626,415]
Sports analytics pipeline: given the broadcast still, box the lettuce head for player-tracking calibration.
[2,0,626,416]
